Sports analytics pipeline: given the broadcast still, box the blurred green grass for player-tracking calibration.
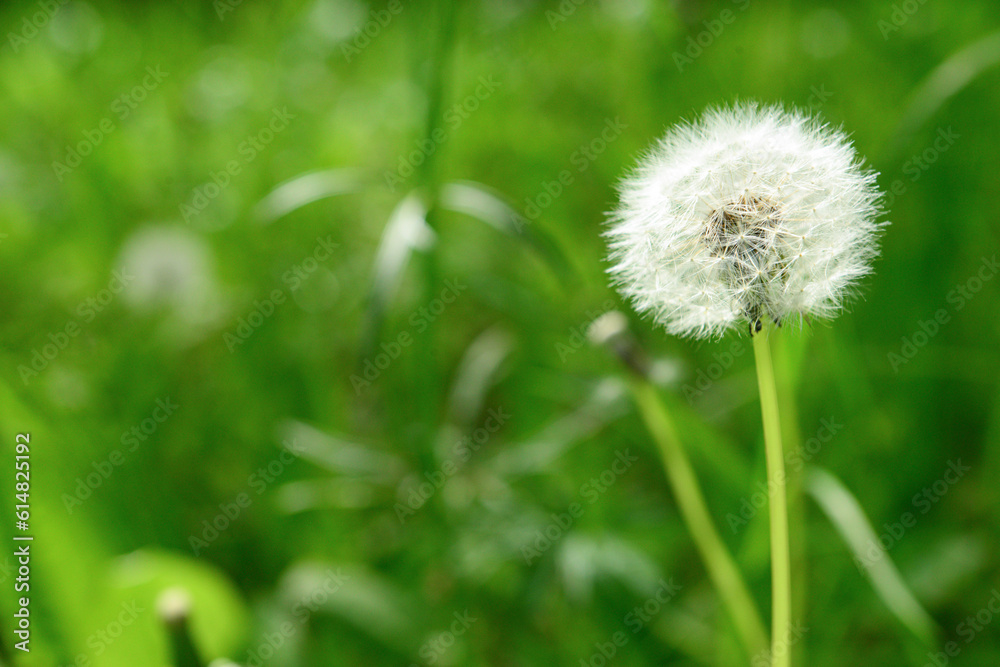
[1,0,999,665]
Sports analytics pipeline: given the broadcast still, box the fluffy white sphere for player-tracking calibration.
[606,102,884,339]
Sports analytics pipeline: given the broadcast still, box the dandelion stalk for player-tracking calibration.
[772,334,810,666]
[630,378,770,658]
[753,327,791,667]
[157,589,205,667]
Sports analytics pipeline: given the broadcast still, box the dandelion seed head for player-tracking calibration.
[606,102,884,339]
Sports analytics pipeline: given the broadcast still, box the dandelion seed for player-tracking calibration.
[605,102,884,338]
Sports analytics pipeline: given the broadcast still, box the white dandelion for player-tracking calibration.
[117,225,225,341]
[606,102,884,338]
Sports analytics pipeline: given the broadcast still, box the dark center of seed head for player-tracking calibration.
[703,194,785,333]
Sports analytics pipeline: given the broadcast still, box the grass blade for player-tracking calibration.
[439,180,577,284]
[358,193,435,362]
[253,168,364,224]
[805,466,939,645]
[889,30,1000,158]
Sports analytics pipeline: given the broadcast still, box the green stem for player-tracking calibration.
[629,378,769,659]
[413,0,457,195]
[773,336,808,666]
[410,0,457,461]
[753,329,792,667]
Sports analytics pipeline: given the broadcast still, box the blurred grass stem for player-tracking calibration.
[410,0,458,462]
[629,378,769,658]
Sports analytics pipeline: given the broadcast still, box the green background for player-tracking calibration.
[0,0,998,665]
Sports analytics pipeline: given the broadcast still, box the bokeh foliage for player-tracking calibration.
[1,0,999,665]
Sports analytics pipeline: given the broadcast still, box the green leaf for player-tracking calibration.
[805,467,939,646]
[358,193,435,362]
[889,30,1000,158]
[106,549,251,665]
[278,562,422,657]
[439,180,577,285]
[445,326,514,428]
[253,169,365,224]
